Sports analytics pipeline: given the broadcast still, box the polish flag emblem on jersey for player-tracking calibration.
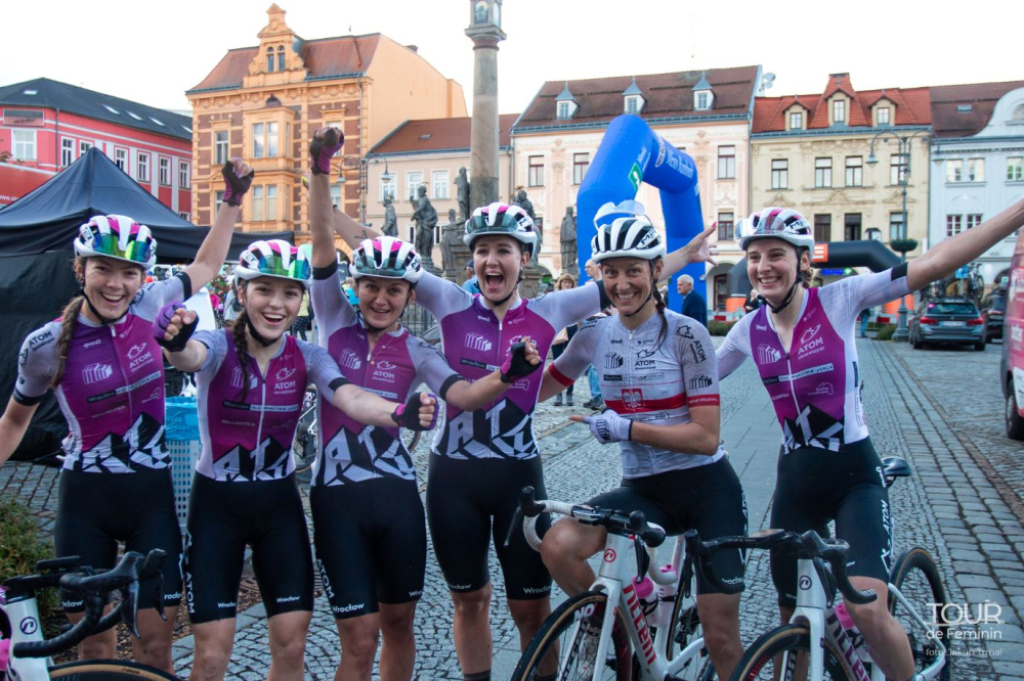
[622,388,644,409]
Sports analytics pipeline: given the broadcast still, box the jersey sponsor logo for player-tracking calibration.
[636,348,656,360]
[276,595,301,603]
[231,366,259,390]
[755,324,768,331]
[522,586,551,595]
[809,381,833,396]
[689,341,707,363]
[605,352,623,369]
[622,388,644,409]
[84,338,102,349]
[688,375,713,390]
[676,325,694,339]
[799,324,821,346]
[757,344,782,364]
[610,337,623,343]
[375,360,397,370]
[765,363,834,383]
[689,394,720,407]
[28,329,54,350]
[339,348,362,371]
[634,371,665,382]
[275,380,298,391]
[128,344,154,372]
[604,374,623,382]
[127,343,147,359]
[18,348,28,366]
[460,358,497,371]
[796,335,825,359]
[371,368,396,383]
[465,333,493,352]
[81,363,113,385]
[276,367,297,381]
[216,602,236,609]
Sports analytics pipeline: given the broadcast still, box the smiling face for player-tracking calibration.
[600,257,663,317]
[745,238,809,304]
[357,276,413,331]
[240,277,305,340]
[472,235,529,303]
[81,256,144,321]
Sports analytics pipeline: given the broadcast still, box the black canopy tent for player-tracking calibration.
[0,148,293,460]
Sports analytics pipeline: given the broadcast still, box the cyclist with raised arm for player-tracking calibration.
[0,160,253,673]
[154,238,436,681]
[536,215,747,679]
[306,130,540,681]
[717,200,1024,681]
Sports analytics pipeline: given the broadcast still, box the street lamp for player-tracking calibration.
[866,128,930,342]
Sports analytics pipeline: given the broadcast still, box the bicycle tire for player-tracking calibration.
[512,591,633,681]
[729,624,853,680]
[48,659,179,681]
[664,582,713,680]
[888,547,951,681]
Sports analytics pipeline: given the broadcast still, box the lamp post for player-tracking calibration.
[866,128,930,342]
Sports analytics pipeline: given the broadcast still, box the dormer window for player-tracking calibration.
[624,95,643,115]
[266,47,275,73]
[556,82,578,120]
[693,72,713,112]
[876,106,890,125]
[789,111,804,130]
[832,99,846,124]
[695,92,710,111]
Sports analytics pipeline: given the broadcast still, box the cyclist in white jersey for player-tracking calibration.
[717,200,1024,681]
[536,215,747,679]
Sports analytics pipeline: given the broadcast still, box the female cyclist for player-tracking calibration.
[155,239,436,681]
[536,216,747,679]
[0,160,253,672]
[717,199,1024,680]
[307,162,540,681]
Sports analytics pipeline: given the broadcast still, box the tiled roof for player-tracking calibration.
[369,114,519,155]
[515,65,760,129]
[189,34,382,93]
[0,78,192,140]
[929,80,1024,138]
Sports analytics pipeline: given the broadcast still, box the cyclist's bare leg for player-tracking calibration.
[267,610,312,681]
[131,605,178,674]
[846,576,914,680]
[189,618,236,681]
[538,518,607,596]
[695,593,741,680]
[379,601,418,681]
[451,584,493,676]
[509,597,556,676]
[335,613,381,681]
[67,607,116,660]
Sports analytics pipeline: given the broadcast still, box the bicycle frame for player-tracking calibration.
[1,589,51,680]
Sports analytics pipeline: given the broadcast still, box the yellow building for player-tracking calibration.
[186,4,467,239]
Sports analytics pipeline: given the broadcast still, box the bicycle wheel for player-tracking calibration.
[664,581,713,680]
[512,591,633,681]
[49,659,179,680]
[730,624,852,680]
[888,547,951,681]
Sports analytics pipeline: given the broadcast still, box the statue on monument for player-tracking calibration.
[441,208,463,274]
[560,205,578,275]
[410,185,438,264]
[382,195,398,237]
[455,167,471,223]
[512,189,540,263]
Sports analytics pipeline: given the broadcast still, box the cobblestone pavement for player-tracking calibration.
[2,338,1020,678]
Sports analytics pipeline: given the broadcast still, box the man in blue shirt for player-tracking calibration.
[678,274,707,327]
[461,260,480,294]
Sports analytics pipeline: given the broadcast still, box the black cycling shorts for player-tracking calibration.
[587,457,748,596]
[426,455,552,600]
[183,473,314,624]
[770,438,894,608]
[55,467,183,613]
[311,478,426,620]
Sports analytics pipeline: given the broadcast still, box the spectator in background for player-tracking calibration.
[344,277,359,307]
[743,288,761,315]
[223,276,243,323]
[550,273,579,406]
[677,273,707,327]
[583,258,604,410]
[461,260,480,294]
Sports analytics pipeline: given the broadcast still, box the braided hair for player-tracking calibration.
[49,259,88,390]
[230,306,253,400]
[649,261,669,351]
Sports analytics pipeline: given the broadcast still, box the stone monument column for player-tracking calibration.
[466,0,506,208]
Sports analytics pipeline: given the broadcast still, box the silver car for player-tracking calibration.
[909,298,985,351]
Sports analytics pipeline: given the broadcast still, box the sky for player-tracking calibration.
[6,0,1022,116]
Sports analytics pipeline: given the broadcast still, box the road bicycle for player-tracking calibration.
[1,549,178,681]
[508,486,749,681]
[686,457,950,681]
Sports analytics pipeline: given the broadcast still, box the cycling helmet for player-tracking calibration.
[350,237,423,284]
[738,208,814,252]
[590,215,665,263]
[235,240,312,287]
[464,203,538,254]
[74,215,158,269]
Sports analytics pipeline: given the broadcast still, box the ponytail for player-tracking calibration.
[650,262,668,350]
[49,297,86,389]
[231,309,253,400]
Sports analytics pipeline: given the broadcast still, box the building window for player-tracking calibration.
[179,161,190,189]
[61,138,74,167]
[573,153,590,185]
[966,213,983,230]
[215,190,224,215]
[867,228,882,241]
[717,146,736,180]
[890,154,908,185]
[832,99,846,124]
[406,171,424,200]
[330,184,342,207]
[771,159,788,190]
[845,156,863,187]
[253,123,265,158]
[844,214,862,241]
[946,214,963,237]
[12,129,36,160]
[115,148,127,171]
[381,174,396,201]
[814,157,832,188]
[695,92,710,111]
[214,131,229,165]
[432,170,450,199]
[789,111,803,130]
[814,214,832,243]
[890,212,905,241]
[266,47,275,73]
[717,212,735,241]
[179,212,190,221]
[158,157,170,186]
[528,156,544,187]
[967,158,984,182]
[79,140,93,156]
[946,159,963,183]
[1008,157,1023,182]
[137,153,150,182]
[252,186,264,221]
[266,122,278,157]
[625,95,642,115]
[277,46,285,72]
[557,101,572,120]
[266,185,277,221]
[877,107,890,125]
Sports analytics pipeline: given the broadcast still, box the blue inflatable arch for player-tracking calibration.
[576,115,706,313]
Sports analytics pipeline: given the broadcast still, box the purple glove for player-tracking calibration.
[391,392,438,431]
[500,341,539,384]
[222,161,255,207]
[153,301,196,352]
[309,127,344,175]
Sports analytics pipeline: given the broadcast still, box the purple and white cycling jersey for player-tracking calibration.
[193,330,346,482]
[415,272,608,460]
[309,267,459,485]
[14,275,191,473]
[717,267,910,453]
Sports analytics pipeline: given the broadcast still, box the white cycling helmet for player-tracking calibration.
[235,240,312,287]
[591,215,665,263]
[74,215,158,269]
[738,208,814,252]
[464,203,538,254]
[350,236,424,284]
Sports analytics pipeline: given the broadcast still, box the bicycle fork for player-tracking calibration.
[1,595,50,679]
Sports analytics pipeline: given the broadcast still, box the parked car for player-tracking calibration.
[909,298,986,351]
[1002,241,1024,439]
[981,289,1007,342]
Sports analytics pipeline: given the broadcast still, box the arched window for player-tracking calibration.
[277,46,286,72]
[266,47,275,73]
[1012,103,1024,121]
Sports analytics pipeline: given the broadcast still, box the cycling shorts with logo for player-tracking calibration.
[311,478,426,619]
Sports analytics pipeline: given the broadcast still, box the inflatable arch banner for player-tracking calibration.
[576,114,706,313]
